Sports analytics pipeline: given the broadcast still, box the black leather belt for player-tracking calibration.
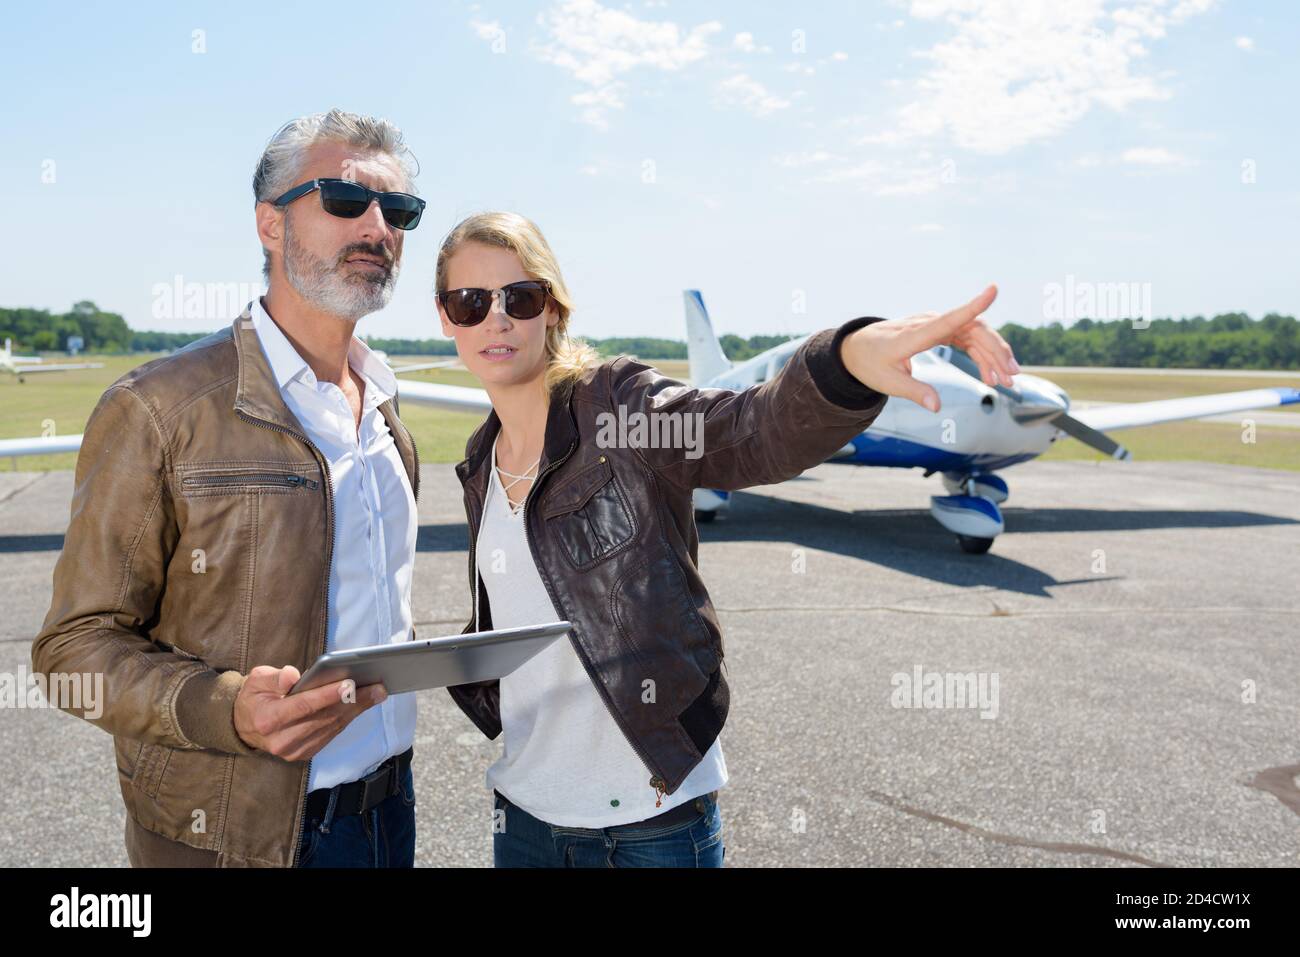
[305,747,413,821]
[495,788,718,829]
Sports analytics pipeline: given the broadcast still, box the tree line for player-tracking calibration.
[997,313,1299,370]
[1,302,132,352]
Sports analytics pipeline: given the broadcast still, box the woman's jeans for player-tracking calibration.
[492,788,725,867]
[296,763,417,868]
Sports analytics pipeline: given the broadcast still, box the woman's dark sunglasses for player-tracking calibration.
[438,280,553,327]
[271,178,426,230]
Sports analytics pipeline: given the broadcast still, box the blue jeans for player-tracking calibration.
[295,763,417,868]
[492,789,725,867]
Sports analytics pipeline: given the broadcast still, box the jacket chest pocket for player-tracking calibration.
[177,464,321,497]
[541,457,637,569]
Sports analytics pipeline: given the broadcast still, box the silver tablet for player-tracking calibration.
[289,621,571,696]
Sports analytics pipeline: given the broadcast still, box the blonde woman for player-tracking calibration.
[437,212,1019,867]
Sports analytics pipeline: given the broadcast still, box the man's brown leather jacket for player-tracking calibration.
[31,304,419,867]
[448,316,888,801]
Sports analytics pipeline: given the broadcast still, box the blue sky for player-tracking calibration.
[2,0,1296,343]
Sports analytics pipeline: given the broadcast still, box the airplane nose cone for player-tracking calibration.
[1008,386,1069,425]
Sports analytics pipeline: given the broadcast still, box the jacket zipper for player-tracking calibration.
[386,404,420,505]
[182,472,319,490]
[234,409,334,868]
[409,427,420,504]
[470,440,674,806]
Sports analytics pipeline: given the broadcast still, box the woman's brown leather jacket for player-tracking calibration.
[449,316,889,799]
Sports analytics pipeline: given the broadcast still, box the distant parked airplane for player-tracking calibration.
[1,339,103,382]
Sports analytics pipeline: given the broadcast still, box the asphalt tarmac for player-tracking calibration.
[2,458,1297,867]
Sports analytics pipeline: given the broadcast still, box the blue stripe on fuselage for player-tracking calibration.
[838,431,1039,473]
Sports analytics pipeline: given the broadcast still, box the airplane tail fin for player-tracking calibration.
[683,290,732,386]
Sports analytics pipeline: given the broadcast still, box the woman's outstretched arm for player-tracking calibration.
[604,285,1015,492]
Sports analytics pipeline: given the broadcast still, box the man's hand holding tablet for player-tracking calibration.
[234,665,387,761]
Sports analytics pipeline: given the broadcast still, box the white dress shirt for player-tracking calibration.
[250,299,417,791]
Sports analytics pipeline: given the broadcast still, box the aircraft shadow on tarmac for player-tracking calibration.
[403,484,1297,598]
[0,534,66,553]
[687,489,1298,597]
[403,478,1289,598]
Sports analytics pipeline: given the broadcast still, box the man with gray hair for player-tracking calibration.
[33,109,427,867]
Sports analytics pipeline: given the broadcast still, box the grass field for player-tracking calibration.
[1027,370,1300,413]
[3,354,1298,472]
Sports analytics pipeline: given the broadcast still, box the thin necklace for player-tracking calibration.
[497,460,540,481]
[495,443,540,514]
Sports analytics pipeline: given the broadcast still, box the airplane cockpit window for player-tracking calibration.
[755,352,793,385]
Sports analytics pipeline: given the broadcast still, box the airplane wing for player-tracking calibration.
[389,359,461,373]
[393,378,492,414]
[0,435,84,456]
[0,378,490,462]
[8,362,105,373]
[1068,386,1300,432]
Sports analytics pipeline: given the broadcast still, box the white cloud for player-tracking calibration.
[1121,146,1188,165]
[864,0,1219,155]
[469,19,502,41]
[527,0,722,128]
[858,129,911,147]
[809,158,947,196]
[715,73,791,117]
[1235,36,1254,52]
[912,223,945,233]
[773,149,839,167]
[1069,147,1191,170]
[732,31,772,54]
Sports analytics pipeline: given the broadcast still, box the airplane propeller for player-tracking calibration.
[946,348,1131,461]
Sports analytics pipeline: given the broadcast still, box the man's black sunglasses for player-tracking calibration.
[438,280,553,327]
[271,178,425,230]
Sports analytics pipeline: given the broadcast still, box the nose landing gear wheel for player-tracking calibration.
[956,534,994,554]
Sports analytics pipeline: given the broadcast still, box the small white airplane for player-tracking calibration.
[1,339,104,381]
[3,297,1297,555]
[672,291,1300,552]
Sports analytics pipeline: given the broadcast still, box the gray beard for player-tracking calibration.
[282,218,399,321]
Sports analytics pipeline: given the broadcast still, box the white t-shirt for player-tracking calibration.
[476,438,727,828]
